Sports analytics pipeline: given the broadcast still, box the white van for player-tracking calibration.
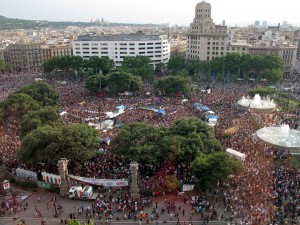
[82,186,93,200]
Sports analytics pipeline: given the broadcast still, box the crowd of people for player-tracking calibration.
[0,70,299,224]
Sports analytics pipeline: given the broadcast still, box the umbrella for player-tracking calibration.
[205,115,218,119]
[201,106,210,111]
[157,109,166,115]
[116,105,126,110]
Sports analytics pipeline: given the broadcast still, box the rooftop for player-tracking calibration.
[75,34,163,42]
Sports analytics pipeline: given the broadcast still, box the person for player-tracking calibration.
[41,218,46,225]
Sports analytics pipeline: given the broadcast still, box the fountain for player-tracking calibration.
[256,124,300,154]
[280,124,290,137]
[253,94,261,106]
[237,94,276,112]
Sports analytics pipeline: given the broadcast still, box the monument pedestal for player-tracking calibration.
[130,161,139,199]
[57,158,69,197]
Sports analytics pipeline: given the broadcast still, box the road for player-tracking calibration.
[0,187,231,225]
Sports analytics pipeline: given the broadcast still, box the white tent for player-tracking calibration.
[226,148,246,161]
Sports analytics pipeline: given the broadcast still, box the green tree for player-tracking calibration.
[106,71,143,94]
[0,59,5,72]
[111,123,167,167]
[156,76,191,96]
[18,124,100,166]
[15,81,59,107]
[120,56,154,81]
[70,55,84,71]
[0,93,41,120]
[43,56,61,74]
[167,56,185,75]
[86,56,102,74]
[260,68,283,83]
[0,59,13,73]
[191,151,242,191]
[167,118,222,161]
[20,107,65,138]
[263,54,284,71]
[85,74,106,93]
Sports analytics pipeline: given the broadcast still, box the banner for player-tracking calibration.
[38,181,51,189]
[68,175,128,187]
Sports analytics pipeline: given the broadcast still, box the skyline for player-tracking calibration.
[0,0,299,27]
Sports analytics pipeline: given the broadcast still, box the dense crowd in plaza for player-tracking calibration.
[0,70,299,224]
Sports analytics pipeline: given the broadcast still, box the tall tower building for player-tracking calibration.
[186,1,228,61]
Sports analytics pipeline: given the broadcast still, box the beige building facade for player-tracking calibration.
[3,44,42,71]
[3,44,72,71]
[186,1,228,61]
[248,44,297,76]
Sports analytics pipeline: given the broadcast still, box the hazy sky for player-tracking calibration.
[0,0,299,27]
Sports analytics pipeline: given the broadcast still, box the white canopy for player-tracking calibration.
[226,148,246,161]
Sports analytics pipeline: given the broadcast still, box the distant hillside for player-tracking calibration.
[0,15,160,30]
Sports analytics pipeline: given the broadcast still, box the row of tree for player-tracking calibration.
[170,53,284,82]
[85,71,192,96]
[111,118,241,191]
[0,81,100,166]
[43,52,284,84]
[85,72,143,94]
[43,55,114,77]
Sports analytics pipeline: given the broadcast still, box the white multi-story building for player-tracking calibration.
[186,1,228,61]
[72,34,170,67]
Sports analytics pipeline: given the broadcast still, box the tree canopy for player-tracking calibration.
[18,124,100,166]
[120,56,154,81]
[20,106,65,138]
[85,74,106,94]
[105,71,143,94]
[0,93,42,121]
[15,81,59,107]
[111,118,222,167]
[156,76,191,96]
[0,58,12,73]
[191,151,242,191]
[111,123,167,166]
[167,56,185,75]
[185,53,284,82]
[42,55,114,78]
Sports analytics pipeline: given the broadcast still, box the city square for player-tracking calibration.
[0,1,300,225]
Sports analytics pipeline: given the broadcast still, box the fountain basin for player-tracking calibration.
[237,94,276,113]
[256,125,300,153]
